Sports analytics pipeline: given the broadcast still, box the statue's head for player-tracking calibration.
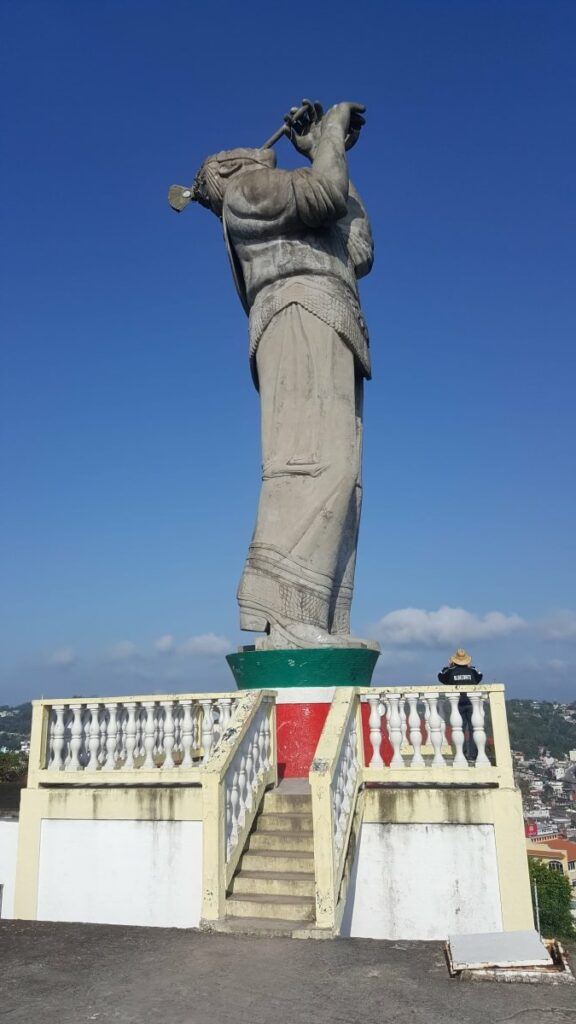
[192,147,276,216]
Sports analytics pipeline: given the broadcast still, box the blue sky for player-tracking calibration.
[1,0,575,703]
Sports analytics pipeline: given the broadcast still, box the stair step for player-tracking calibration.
[226,893,315,923]
[257,811,313,832]
[240,849,315,874]
[262,791,312,813]
[230,870,315,898]
[248,830,314,853]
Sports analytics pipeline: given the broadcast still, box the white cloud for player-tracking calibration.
[106,641,137,661]
[154,634,175,653]
[374,605,526,648]
[46,647,76,668]
[540,610,576,642]
[178,633,231,656]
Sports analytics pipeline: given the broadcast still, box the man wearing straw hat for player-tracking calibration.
[438,649,483,761]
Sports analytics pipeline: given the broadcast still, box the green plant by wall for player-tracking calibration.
[529,858,576,941]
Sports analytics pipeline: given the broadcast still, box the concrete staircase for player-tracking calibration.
[224,782,316,933]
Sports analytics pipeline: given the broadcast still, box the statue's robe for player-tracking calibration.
[223,165,374,640]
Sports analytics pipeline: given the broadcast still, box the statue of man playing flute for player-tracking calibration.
[190,101,377,651]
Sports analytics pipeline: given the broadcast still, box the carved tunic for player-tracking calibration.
[223,166,373,387]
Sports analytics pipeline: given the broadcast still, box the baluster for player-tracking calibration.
[423,698,431,748]
[49,705,66,770]
[445,694,466,766]
[67,703,83,770]
[439,696,449,751]
[46,708,56,768]
[85,703,100,769]
[229,769,240,852]
[102,704,118,771]
[367,695,384,767]
[200,699,215,764]
[243,736,254,812]
[251,720,260,790]
[225,784,233,860]
[142,701,157,769]
[387,694,404,766]
[63,707,73,768]
[263,710,272,770]
[123,703,137,769]
[180,699,194,768]
[470,693,489,765]
[161,701,175,768]
[219,697,233,733]
[333,774,343,849]
[98,709,107,765]
[116,705,126,765]
[407,694,425,766]
[237,753,247,828]
[425,693,445,766]
[399,698,409,750]
[258,715,266,776]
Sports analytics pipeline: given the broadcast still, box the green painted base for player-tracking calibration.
[226,646,380,690]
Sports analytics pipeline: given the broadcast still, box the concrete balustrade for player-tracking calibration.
[309,689,364,931]
[28,694,239,786]
[360,684,511,785]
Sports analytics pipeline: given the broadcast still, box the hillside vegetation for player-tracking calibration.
[507,699,576,759]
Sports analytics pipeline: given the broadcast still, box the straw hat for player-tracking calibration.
[449,648,472,666]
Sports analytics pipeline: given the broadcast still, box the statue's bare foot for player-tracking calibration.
[255,621,380,652]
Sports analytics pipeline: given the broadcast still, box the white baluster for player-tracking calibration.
[63,707,73,768]
[46,709,56,768]
[124,704,137,769]
[425,693,445,766]
[251,717,261,789]
[200,700,214,764]
[142,701,157,769]
[102,703,118,771]
[439,697,449,751]
[219,697,233,733]
[407,694,425,766]
[229,769,240,853]
[367,695,384,768]
[161,701,175,768]
[68,703,83,770]
[263,710,272,770]
[399,698,409,750]
[226,784,233,859]
[387,695,404,766]
[258,715,266,775]
[423,698,431,748]
[180,699,194,768]
[237,753,247,828]
[470,693,489,765]
[447,694,467,766]
[49,705,65,770]
[86,703,101,769]
[98,709,107,765]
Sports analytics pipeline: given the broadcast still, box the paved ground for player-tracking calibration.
[0,921,574,1024]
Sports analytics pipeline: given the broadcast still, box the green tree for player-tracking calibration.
[0,751,28,784]
[529,858,576,941]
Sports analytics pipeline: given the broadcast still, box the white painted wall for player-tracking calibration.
[0,819,19,918]
[38,819,202,928]
[341,823,502,940]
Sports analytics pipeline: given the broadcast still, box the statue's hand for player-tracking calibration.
[328,102,366,150]
[285,99,324,161]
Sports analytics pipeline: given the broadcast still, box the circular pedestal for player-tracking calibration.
[226,646,380,778]
[226,646,379,690]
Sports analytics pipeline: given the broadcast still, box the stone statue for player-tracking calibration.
[172,101,377,651]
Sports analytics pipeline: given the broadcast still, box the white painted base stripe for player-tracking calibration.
[274,687,335,705]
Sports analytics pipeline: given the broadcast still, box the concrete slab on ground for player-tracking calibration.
[448,929,552,969]
[0,921,574,1024]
